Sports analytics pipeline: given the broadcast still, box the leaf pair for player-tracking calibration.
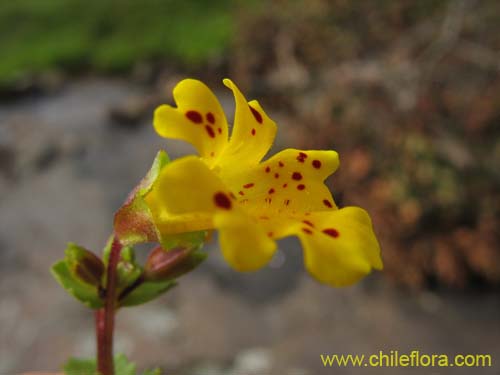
[51,242,185,309]
[64,354,161,375]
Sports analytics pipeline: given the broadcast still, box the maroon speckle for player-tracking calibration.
[243,183,254,188]
[292,172,303,180]
[284,199,290,206]
[239,191,245,196]
[268,188,275,194]
[302,228,313,235]
[267,232,273,237]
[265,166,271,173]
[214,192,232,209]
[210,151,215,157]
[312,159,322,169]
[205,125,215,138]
[303,220,314,227]
[185,110,203,123]
[251,128,256,136]
[249,105,263,123]
[282,183,288,188]
[297,152,307,162]
[278,161,284,167]
[218,127,222,134]
[274,173,279,179]
[323,228,339,238]
[206,112,215,124]
[297,184,305,190]
[260,216,270,220]
[305,212,311,216]
[323,199,333,208]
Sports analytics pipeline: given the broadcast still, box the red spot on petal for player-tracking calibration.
[251,128,256,136]
[268,188,275,194]
[274,173,279,179]
[210,151,215,157]
[303,220,314,227]
[282,183,288,188]
[239,191,244,196]
[243,183,254,188]
[206,112,215,124]
[297,152,307,163]
[278,161,284,167]
[297,184,305,190]
[284,199,290,206]
[305,212,311,216]
[312,159,322,169]
[267,232,273,237]
[292,172,303,180]
[218,127,222,134]
[205,125,215,138]
[185,110,203,123]
[302,228,313,235]
[249,105,263,123]
[260,216,270,220]
[323,228,339,238]
[214,192,232,209]
[323,199,333,208]
[265,166,271,173]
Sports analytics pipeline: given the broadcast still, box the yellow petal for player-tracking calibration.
[219,79,277,167]
[222,148,340,214]
[215,210,277,271]
[260,206,382,286]
[153,79,228,165]
[144,155,277,271]
[145,156,231,217]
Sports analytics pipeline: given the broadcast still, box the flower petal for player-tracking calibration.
[215,210,277,272]
[258,206,382,286]
[153,79,228,164]
[223,148,339,213]
[144,155,238,238]
[219,79,277,167]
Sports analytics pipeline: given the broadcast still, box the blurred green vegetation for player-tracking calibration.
[0,0,237,85]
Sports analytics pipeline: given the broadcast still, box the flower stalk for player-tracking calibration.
[96,237,122,375]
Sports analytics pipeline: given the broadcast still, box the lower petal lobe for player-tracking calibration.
[258,206,382,286]
[222,148,340,215]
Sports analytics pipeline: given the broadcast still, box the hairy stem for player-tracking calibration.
[96,237,122,375]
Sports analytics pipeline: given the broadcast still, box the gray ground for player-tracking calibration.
[0,79,499,374]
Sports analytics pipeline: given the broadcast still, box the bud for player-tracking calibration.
[65,243,105,287]
[144,246,206,281]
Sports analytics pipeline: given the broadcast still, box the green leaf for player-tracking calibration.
[63,354,137,375]
[65,242,105,287]
[63,357,97,375]
[120,279,176,307]
[142,368,162,375]
[116,246,143,292]
[159,230,207,251]
[114,353,136,375]
[51,260,103,309]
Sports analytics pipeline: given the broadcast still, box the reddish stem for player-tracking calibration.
[96,237,122,375]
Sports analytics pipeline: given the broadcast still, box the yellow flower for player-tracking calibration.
[143,78,382,287]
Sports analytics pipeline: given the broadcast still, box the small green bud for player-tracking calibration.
[144,246,206,281]
[65,243,105,287]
